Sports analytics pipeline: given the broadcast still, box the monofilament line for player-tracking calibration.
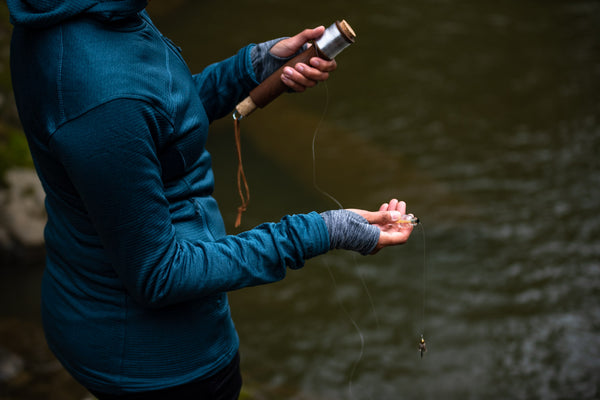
[418,223,427,341]
[311,81,343,210]
[311,82,381,397]
[326,261,364,400]
[310,81,380,328]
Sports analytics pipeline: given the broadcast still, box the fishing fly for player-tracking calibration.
[414,218,428,360]
[419,334,427,358]
[395,214,420,226]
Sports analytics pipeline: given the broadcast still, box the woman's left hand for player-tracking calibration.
[270,26,338,92]
[348,199,415,254]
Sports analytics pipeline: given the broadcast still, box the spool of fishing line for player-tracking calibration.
[232,20,356,227]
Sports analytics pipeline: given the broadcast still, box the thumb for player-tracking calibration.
[294,26,326,45]
[348,209,403,225]
[270,26,325,58]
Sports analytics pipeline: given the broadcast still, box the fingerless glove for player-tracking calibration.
[250,38,308,83]
[320,210,380,255]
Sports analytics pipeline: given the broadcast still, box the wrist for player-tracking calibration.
[250,38,287,83]
[320,210,379,255]
[250,37,309,84]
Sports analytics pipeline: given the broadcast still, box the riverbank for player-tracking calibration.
[0,2,44,268]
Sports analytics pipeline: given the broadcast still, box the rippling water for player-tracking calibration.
[3,1,599,399]
[182,1,599,398]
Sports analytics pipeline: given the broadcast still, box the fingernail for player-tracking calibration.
[296,64,305,72]
[390,211,401,221]
[283,67,293,77]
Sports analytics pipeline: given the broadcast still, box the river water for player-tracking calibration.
[3,1,600,399]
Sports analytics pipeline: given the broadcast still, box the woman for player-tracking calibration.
[7,0,414,398]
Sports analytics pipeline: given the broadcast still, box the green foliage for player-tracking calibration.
[0,124,32,182]
[0,1,31,184]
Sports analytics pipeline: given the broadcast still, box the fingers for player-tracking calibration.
[350,200,409,225]
[273,26,338,92]
[281,58,337,92]
[348,209,402,226]
[377,199,406,214]
[387,199,406,213]
[281,65,321,92]
[309,57,338,72]
[346,199,413,254]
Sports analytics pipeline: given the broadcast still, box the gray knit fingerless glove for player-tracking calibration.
[250,38,308,83]
[320,210,380,255]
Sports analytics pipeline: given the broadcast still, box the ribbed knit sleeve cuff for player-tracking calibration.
[250,38,310,84]
[320,210,380,255]
[251,38,288,83]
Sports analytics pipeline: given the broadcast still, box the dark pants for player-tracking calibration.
[90,353,242,400]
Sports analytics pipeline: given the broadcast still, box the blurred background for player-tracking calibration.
[1,0,599,399]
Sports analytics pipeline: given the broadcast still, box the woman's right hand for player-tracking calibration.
[269,26,338,92]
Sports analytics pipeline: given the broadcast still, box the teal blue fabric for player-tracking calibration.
[7,0,148,27]
[8,1,330,394]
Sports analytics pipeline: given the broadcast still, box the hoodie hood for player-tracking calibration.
[7,0,148,28]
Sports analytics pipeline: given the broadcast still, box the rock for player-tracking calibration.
[0,347,25,383]
[0,167,46,266]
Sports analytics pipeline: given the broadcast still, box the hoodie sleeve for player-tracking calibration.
[49,98,330,308]
[192,44,259,123]
[191,38,309,122]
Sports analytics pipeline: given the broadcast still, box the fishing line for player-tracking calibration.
[311,81,343,210]
[310,81,429,360]
[416,223,428,358]
[311,81,384,399]
[310,80,380,323]
[325,260,365,399]
[419,224,427,336]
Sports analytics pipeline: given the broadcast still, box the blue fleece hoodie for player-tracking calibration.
[8,0,330,394]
